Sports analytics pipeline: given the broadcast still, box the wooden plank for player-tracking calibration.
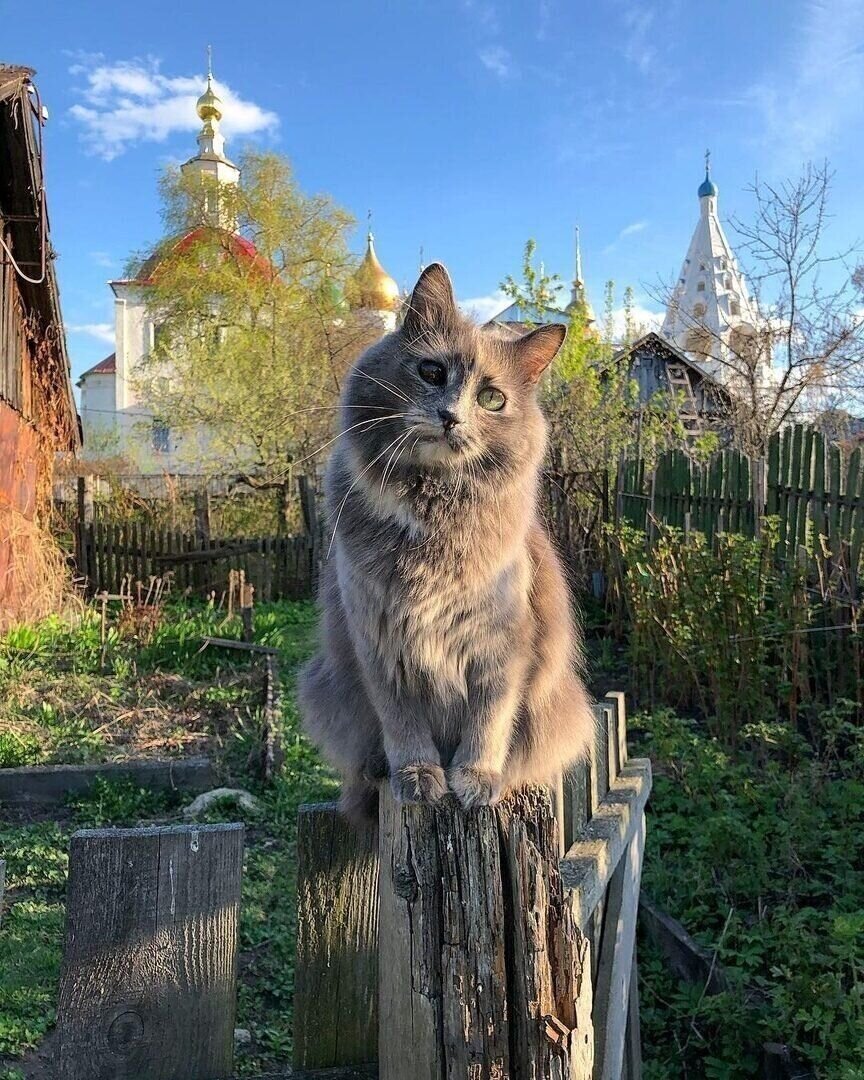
[592,813,645,1080]
[294,804,379,1071]
[605,691,628,772]
[638,896,728,995]
[56,823,244,1080]
[560,760,652,932]
[0,757,217,807]
[622,942,643,1080]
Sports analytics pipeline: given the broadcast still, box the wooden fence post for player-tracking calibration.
[293,803,380,1071]
[55,822,244,1080]
[378,786,594,1080]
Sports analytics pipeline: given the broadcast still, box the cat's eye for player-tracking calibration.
[418,360,447,386]
[477,387,506,411]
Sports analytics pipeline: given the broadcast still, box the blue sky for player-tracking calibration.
[5,0,864,385]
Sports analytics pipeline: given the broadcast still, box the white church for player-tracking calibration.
[77,65,402,473]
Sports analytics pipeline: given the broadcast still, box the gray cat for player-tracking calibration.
[298,263,595,820]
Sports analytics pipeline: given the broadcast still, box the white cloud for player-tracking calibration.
[620,6,657,74]
[459,290,510,322]
[478,46,515,79]
[66,322,115,345]
[68,55,279,161]
[747,0,864,160]
[610,304,663,340]
[89,251,117,268]
[602,220,649,255]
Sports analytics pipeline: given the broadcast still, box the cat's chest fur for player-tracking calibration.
[340,490,529,697]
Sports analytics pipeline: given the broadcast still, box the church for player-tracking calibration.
[76,65,401,473]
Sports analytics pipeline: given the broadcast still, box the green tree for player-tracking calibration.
[134,151,378,512]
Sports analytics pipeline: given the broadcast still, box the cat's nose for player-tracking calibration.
[438,408,460,431]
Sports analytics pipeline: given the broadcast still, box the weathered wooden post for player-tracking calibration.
[378,786,594,1079]
[293,804,379,1072]
[56,822,244,1080]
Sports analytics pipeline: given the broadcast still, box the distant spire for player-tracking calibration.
[367,208,373,242]
[705,147,711,180]
[568,224,594,324]
[207,44,213,81]
[418,244,425,273]
[574,225,584,286]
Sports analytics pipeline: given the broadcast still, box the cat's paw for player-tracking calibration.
[447,763,502,809]
[392,762,447,804]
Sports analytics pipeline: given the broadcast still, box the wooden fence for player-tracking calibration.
[294,692,651,1079]
[74,521,317,601]
[619,424,864,571]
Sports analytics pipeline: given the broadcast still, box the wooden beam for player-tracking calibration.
[201,636,278,655]
[560,760,652,932]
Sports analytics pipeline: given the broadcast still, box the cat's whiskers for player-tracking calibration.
[351,369,420,408]
[379,427,417,496]
[291,412,405,468]
[327,428,416,559]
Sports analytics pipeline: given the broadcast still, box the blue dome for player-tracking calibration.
[698,174,717,198]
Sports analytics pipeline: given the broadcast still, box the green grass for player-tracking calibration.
[633,708,864,1080]
[0,598,335,1076]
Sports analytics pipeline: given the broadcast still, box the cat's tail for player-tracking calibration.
[339,775,379,826]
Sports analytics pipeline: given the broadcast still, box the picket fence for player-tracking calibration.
[619,424,864,571]
[74,521,317,601]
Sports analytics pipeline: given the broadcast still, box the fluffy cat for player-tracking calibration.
[298,262,595,820]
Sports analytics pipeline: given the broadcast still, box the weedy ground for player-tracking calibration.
[1,600,862,1079]
[0,599,336,1078]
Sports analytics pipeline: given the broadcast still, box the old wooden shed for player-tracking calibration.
[1,64,79,614]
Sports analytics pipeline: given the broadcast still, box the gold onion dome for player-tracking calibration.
[197,75,223,123]
[351,232,400,312]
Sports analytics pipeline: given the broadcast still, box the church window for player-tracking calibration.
[693,302,706,318]
[721,258,727,270]
[697,281,706,292]
[152,420,170,454]
[730,299,741,316]
[725,275,733,289]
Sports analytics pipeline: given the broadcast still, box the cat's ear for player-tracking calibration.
[513,323,567,383]
[402,263,457,339]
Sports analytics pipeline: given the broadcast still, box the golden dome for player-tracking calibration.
[196,75,222,123]
[350,233,401,312]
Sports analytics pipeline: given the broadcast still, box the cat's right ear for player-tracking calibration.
[402,263,457,340]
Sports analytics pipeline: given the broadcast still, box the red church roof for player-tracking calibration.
[78,352,116,382]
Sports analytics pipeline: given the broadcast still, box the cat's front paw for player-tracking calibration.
[392,762,447,804]
[447,763,502,809]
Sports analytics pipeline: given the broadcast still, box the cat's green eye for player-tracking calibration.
[477,387,506,412]
[418,360,447,386]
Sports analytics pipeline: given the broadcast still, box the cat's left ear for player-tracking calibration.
[514,323,567,383]
[402,262,457,340]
